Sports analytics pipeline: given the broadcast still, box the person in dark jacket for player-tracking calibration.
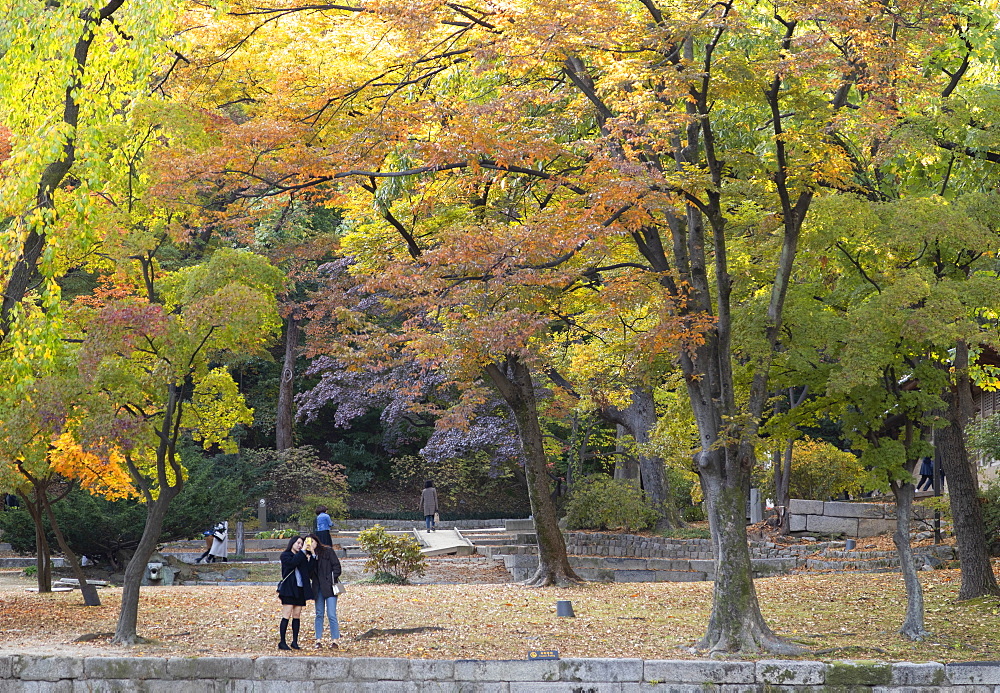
[276,535,316,650]
[308,532,343,649]
[420,480,439,531]
[916,458,934,491]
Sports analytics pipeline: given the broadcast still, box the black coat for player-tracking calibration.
[311,547,343,600]
[277,549,315,601]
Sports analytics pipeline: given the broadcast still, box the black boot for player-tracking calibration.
[290,618,301,649]
[196,550,210,564]
[278,618,291,650]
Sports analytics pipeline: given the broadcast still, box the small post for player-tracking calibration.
[556,600,575,617]
[258,498,267,531]
[235,521,245,557]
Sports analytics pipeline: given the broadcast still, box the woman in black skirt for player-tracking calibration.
[276,535,316,650]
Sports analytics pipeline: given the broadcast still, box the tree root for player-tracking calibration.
[521,571,582,588]
[696,628,807,656]
[74,632,114,643]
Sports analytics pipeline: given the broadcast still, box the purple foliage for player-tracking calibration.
[420,414,523,472]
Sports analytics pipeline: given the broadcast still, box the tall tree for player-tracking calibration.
[157,0,977,650]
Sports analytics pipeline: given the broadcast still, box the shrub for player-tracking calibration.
[563,476,659,532]
[357,524,426,582]
[250,446,349,521]
[256,528,300,539]
[291,494,348,529]
[789,438,868,501]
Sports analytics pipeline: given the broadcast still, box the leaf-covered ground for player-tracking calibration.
[2,559,999,661]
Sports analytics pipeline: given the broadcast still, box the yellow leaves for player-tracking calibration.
[47,431,136,501]
[182,368,255,455]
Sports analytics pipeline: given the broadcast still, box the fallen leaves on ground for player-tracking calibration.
[2,559,999,662]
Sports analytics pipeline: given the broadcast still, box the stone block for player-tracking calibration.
[788,499,825,515]
[750,558,797,576]
[788,514,807,532]
[318,683,415,693]
[945,661,1000,685]
[644,660,755,684]
[409,659,455,680]
[17,656,84,681]
[77,682,215,693]
[348,657,409,680]
[823,501,884,518]
[559,658,644,683]
[423,684,510,693]
[85,657,166,680]
[653,570,706,582]
[688,560,715,574]
[890,662,946,686]
[613,570,658,582]
[755,660,825,685]
[504,519,535,532]
[570,556,608,570]
[806,515,858,536]
[5,682,72,693]
[628,684,704,692]
[454,660,558,682]
[824,660,891,686]
[166,657,252,680]
[857,519,896,537]
[604,558,648,569]
[254,656,313,681]
[310,657,352,680]
[0,656,15,679]
[511,684,622,692]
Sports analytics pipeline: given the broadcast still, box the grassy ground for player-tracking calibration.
[2,563,999,661]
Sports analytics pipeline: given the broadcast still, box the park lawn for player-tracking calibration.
[0,567,998,661]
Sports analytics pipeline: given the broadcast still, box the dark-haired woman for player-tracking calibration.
[308,532,343,649]
[420,480,439,531]
[276,535,316,650]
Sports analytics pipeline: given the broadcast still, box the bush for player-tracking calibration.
[256,528,300,539]
[563,476,659,531]
[291,493,348,529]
[789,438,867,501]
[357,524,426,582]
[251,446,349,521]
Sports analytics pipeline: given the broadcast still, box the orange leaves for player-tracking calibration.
[47,432,136,502]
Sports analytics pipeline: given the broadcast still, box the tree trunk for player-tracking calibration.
[890,479,929,640]
[275,314,300,451]
[601,386,677,529]
[936,343,1000,599]
[695,446,803,654]
[19,490,52,593]
[112,489,180,643]
[612,425,640,487]
[41,489,100,606]
[485,355,579,586]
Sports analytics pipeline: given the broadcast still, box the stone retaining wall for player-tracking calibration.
[2,654,997,690]
[788,499,934,537]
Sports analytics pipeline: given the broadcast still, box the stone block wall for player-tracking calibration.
[2,654,997,690]
[788,499,934,537]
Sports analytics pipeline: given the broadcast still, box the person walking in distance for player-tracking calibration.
[308,532,343,649]
[916,458,934,492]
[420,480,439,532]
[276,535,316,650]
[315,505,333,547]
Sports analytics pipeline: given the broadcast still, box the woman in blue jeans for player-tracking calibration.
[308,532,343,649]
